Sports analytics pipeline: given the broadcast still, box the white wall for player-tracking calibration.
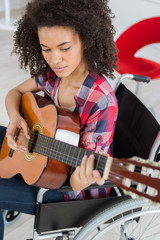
[0,0,28,11]
[109,0,160,63]
[109,0,160,38]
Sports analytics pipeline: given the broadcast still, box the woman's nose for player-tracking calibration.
[51,51,62,65]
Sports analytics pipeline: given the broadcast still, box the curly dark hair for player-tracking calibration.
[12,0,118,79]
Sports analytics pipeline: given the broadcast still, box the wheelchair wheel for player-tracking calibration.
[2,210,21,225]
[74,198,160,240]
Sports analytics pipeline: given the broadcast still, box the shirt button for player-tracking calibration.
[97,136,102,142]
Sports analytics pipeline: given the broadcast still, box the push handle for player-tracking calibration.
[133,74,150,83]
[114,74,151,93]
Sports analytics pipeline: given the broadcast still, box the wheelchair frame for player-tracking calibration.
[24,74,160,239]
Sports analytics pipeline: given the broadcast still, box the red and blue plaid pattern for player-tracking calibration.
[35,70,118,200]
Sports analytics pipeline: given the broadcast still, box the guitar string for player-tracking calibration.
[16,132,155,172]
[13,133,156,180]
[26,133,160,173]
[16,132,156,175]
[34,142,159,177]
[108,171,157,191]
[17,131,106,164]
[34,138,108,169]
[13,135,159,192]
[16,130,141,166]
[15,132,157,173]
[16,134,109,173]
[35,144,107,171]
[17,130,106,160]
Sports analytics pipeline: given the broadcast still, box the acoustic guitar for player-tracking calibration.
[0,92,160,203]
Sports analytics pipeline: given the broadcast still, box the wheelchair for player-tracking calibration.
[2,74,159,239]
[24,74,160,240]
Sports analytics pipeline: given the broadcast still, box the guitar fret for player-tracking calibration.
[69,145,76,166]
[59,141,66,163]
[75,148,81,167]
[50,140,71,165]
[48,137,53,158]
[61,142,68,164]
[61,142,66,162]
[47,138,52,155]
[78,149,87,165]
[44,136,48,155]
[54,140,61,160]
[66,145,72,165]
[52,138,57,159]
[35,134,51,157]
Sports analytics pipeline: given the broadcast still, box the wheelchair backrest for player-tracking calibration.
[113,83,160,160]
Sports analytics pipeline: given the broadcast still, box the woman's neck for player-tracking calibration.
[61,61,89,89]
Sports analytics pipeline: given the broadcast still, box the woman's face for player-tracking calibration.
[38,26,88,78]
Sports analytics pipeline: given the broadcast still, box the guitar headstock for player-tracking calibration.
[104,156,160,203]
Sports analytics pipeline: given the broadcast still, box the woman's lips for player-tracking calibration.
[53,66,66,72]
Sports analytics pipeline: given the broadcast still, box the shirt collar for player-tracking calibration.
[74,71,98,107]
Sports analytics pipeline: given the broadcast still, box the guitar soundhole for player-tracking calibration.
[28,130,39,153]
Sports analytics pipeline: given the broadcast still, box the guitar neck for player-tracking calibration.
[32,132,107,175]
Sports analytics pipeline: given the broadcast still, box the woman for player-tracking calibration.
[0,0,118,238]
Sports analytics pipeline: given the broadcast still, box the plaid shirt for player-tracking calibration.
[35,70,118,200]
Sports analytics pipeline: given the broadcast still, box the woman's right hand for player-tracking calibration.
[4,77,39,152]
[6,115,30,152]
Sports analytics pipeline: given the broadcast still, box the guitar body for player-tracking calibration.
[0,92,80,189]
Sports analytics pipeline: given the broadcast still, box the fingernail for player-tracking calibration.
[83,155,87,161]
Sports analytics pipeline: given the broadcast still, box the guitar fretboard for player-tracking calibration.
[30,132,107,175]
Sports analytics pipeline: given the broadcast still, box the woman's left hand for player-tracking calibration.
[70,154,105,191]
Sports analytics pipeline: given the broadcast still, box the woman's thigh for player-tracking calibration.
[0,178,64,215]
[0,178,39,215]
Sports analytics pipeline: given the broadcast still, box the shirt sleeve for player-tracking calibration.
[79,98,118,155]
[35,75,47,91]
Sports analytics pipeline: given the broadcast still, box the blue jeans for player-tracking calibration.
[0,126,64,240]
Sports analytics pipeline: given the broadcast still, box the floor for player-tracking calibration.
[0,10,160,240]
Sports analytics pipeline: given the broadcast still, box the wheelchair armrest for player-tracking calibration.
[36,180,115,203]
[57,180,114,192]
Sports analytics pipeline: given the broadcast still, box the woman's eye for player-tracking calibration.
[61,47,71,52]
[42,49,51,52]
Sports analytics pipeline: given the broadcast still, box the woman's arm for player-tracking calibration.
[5,77,39,152]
